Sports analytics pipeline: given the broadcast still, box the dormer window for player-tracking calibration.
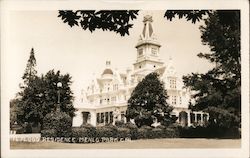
[151,48,157,55]
[138,48,143,56]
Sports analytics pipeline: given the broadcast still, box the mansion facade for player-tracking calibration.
[73,15,208,127]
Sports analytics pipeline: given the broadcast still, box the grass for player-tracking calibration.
[10,138,241,149]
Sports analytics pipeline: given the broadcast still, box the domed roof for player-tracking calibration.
[102,68,113,75]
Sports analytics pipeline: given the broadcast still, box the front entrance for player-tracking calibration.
[82,112,90,125]
[179,111,188,127]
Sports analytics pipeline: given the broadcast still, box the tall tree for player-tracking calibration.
[16,76,45,126]
[126,72,174,127]
[22,48,37,86]
[165,10,241,129]
[11,48,38,126]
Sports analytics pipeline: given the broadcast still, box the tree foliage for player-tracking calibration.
[43,110,72,137]
[164,10,211,23]
[166,10,241,129]
[13,49,76,129]
[22,48,37,86]
[42,70,76,118]
[58,10,139,36]
[16,70,76,128]
[58,10,214,36]
[126,72,174,127]
[10,99,21,126]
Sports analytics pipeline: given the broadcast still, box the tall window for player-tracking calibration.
[113,84,118,91]
[121,111,125,122]
[170,79,176,89]
[179,96,182,105]
[109,112,113,123]
[97,113,100,123]
[105,112,109,124]
[100,113,104,123]
[172,96,177,105]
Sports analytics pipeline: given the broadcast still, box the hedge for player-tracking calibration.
[117,127,131,139]
[124,122,138,140]
[41,121,239,143]
[43,111,72,137]
[137,126,152,139]
[135,125,179,139]
[178,126,240,138]
[96,125,118,138]
[41,129,57,138]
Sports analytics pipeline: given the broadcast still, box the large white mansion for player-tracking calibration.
[73,15,208,127]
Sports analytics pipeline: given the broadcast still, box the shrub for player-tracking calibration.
[71,127,96,143]
[24,123,33,133]
[80,123,94,128]
[155,125,167,129]
[124,122,138,140]
[72,128,88,137]
[135,125,179,139]
[150,128,164,138]
[137,126,152,139]
[178,125,240,138]
[41,129,57,138]
[31,123,41,133]
[43,111,72,137]
[96,126,118,139]
[163,127,179,138]
[80,124,96,137]
[115,120,125,127]
[11,124,24,134]
[117,127,131,139]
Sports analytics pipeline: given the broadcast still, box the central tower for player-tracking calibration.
[133,15,164,75]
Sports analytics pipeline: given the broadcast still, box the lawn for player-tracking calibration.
[10,138,241,149]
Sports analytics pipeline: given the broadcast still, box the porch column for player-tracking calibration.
[89,111,97,126]
[124,117,127,123]
[201,113,204,123]
[187,112,191,126]
[194,112,197,123]
[72,110,83,127]
[176,112,180,123]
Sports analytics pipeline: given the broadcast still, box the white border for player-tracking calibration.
[1,0,249,158]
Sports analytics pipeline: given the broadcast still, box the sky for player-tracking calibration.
[3,10,213,104]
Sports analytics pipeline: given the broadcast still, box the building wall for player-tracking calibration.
[73,15,205,127]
